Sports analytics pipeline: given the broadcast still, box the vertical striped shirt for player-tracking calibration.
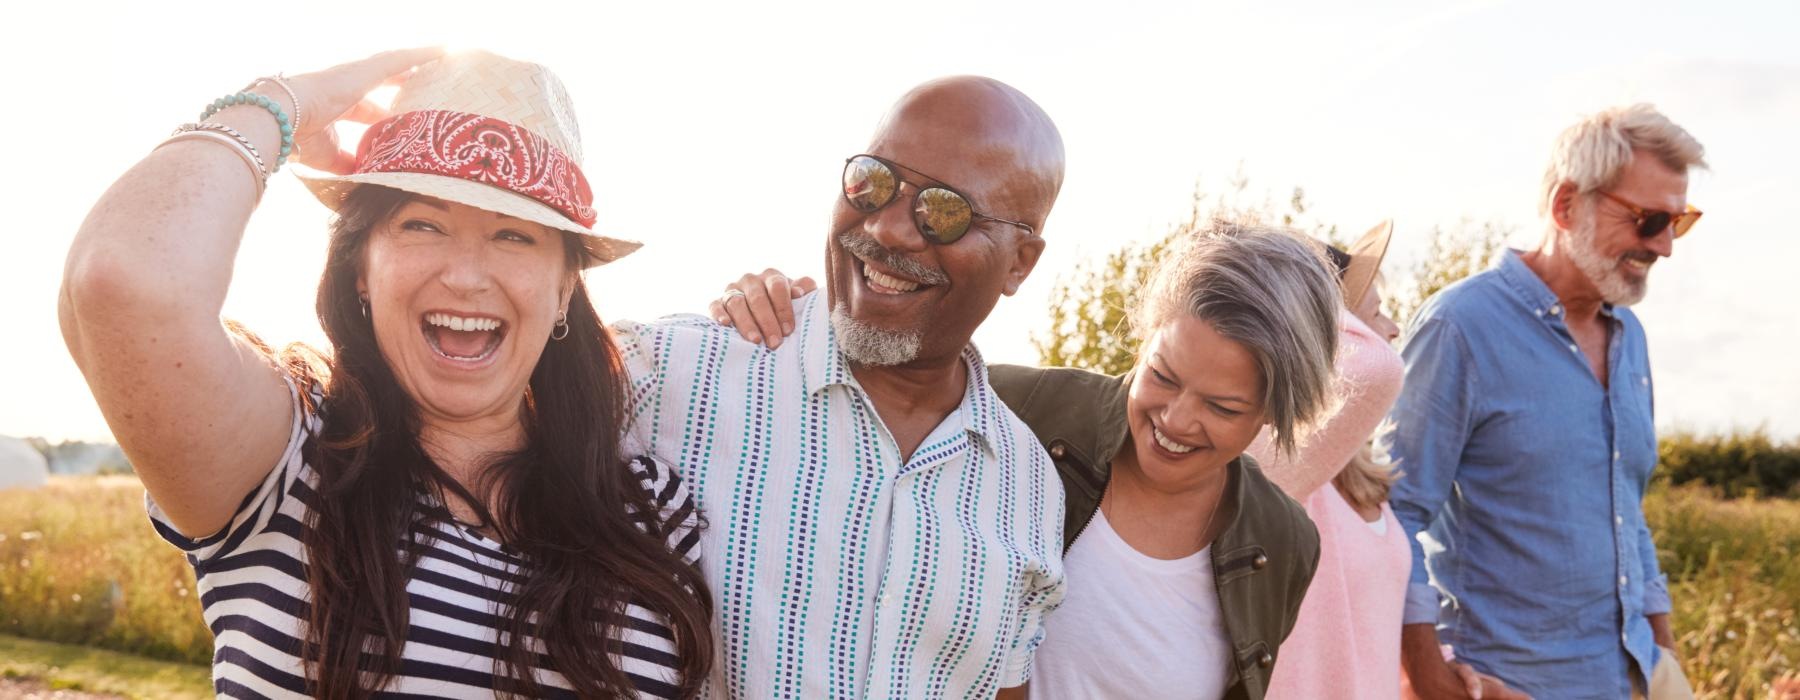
[148,375,699,698]
[615,292,1066,700]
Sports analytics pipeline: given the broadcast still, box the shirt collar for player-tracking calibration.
[1494,248,1619,322]
[798,293,1007,455]
[800,293,852,397]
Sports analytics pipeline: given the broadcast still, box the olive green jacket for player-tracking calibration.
[990,364,1320,700]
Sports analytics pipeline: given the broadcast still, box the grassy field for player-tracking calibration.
[1,476,1796,697]
[1648,487,1800,697]
[0,476,212,665]
[0,633,210,699]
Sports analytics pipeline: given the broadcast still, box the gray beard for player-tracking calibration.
[830,301,922,367]
[1567,216,1648,306]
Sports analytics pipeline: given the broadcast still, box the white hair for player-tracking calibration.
[831,302,922,367]
[1565,211,1649,305]
[1538,103,1707,218]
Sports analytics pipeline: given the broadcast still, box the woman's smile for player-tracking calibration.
[421,310,507,367]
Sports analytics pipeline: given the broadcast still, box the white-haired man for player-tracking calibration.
[1383,104,1704,700]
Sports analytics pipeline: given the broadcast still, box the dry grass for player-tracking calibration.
[0,477,210,665]
[0,476,1795,695]
[1647,485,1800,698]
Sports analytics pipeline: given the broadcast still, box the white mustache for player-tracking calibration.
[837,231,949,285]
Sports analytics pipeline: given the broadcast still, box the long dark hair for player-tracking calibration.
[284,185,711,698]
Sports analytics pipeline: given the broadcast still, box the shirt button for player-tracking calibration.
[1620,575,1629,587]
[1616,515,1624,526]
[1569,344,1580,353]
[1623,632,1631,646]
[1252,554,1269,570]
[1551,304,1563,315]
[1614,450,1621,461]
[1641,376,1650,386]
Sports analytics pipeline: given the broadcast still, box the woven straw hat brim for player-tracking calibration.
[1342,219,1394,310]
[295,167,641,268]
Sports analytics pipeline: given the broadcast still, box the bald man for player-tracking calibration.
[614,77,1067,699]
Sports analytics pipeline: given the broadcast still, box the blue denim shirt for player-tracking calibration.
[1378,250,1669,699]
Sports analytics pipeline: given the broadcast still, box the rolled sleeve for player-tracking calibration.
[1405,582,1443,626]
[1380,315,1478,627]
[1002,471,1067,688]
[1001,567,1065,687]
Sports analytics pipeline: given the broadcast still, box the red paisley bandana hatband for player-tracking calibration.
[351,109,597,228]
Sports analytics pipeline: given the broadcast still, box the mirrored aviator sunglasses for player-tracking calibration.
[841,155,1032,244]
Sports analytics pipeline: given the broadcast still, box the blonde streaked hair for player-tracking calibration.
[1134,218,1341,457]
[1334,444,1399,514]
[1538,103,1707,219]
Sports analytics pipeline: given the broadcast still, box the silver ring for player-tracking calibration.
[721,289,748,301]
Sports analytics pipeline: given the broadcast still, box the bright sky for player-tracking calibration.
[3,0,1797,442]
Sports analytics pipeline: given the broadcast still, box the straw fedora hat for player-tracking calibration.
[1340,219,1394,309]
[296,50,639,268]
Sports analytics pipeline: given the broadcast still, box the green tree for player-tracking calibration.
[1033,176,1331,375]
[1383,220,1511,327]
[1035,180,1510,370]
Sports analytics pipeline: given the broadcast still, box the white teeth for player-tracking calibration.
[864,262,922,292]
[1153,426,1197,454]
[426,313,501,332]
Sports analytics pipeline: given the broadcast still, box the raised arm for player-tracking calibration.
[59,49,442,538]
[1247,309,1404,500]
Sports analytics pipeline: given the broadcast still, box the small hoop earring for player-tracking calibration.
[359,296,371,320]
[550,310,569,341]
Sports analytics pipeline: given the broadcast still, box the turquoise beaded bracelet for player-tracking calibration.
[199,92,293,172]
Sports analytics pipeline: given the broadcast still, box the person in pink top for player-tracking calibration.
[1254,221,1519,700]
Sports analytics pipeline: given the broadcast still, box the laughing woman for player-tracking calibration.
[58,50,711,698]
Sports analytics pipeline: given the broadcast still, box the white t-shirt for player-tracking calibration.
[1031,508,1234,700]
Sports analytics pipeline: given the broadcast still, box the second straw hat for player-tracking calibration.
[1341,219,1394,310]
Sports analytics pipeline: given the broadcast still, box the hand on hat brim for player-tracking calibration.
[285,47,448,175]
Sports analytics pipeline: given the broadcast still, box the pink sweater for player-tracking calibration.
[1248,310,1410,699]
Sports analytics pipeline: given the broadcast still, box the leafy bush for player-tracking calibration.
[1659,430,1800,499]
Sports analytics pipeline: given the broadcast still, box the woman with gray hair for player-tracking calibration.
[710,218,1340,699]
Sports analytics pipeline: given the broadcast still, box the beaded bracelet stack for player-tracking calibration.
[199,90,294,171]
[153,75,302,200]
[163,123,269,199]
[247,75,302,138]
